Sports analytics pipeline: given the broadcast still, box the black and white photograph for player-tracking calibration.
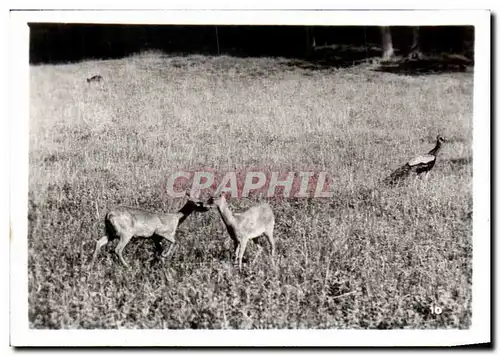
[8,7,491,347]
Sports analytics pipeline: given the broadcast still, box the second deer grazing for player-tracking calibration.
[207,194,275,269]
[91,191,209,267]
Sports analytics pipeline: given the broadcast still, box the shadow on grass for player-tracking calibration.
[445,157,472,166]
[439,157,472,176]
[286,45,382,71]
[442,157,472,171]
[373,54,474,76]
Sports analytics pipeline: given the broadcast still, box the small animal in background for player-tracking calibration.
[384,135,446,185]
[206,193,276,269]
[87,75,103,83]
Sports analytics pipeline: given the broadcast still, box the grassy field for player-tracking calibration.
[28,52,473,329]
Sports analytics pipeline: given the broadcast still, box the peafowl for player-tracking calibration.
[384,135,446,185]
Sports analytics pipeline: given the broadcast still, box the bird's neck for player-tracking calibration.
[428,140,442,156]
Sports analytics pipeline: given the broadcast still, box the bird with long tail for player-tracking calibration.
[384,135,446,185]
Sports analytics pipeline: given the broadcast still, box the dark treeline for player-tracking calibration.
[29,24,474,64]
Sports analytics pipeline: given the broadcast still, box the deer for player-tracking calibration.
[91,191,209,267]
[206,193,276,269]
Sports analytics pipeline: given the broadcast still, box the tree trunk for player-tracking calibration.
[380,26,394,60]
[409,26,422,59]
[305,26,315,59]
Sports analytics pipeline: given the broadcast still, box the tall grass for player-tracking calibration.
[28,52,472,329]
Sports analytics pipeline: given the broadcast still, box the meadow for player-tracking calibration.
[28,52,473,329]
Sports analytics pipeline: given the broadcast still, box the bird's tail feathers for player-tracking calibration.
[383,164,411,185]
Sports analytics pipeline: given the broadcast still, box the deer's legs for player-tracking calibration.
[263,229,276,267]
[233,242,241,264]
[156,230,176,258]
[264,229,275,257]
[115,234,132,267]
[251,238,264,265]
[164,236,176,257]
[237,238,249,269]
[152,235,164,257]
[91,235,109,265]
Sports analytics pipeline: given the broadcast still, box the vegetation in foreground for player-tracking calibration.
[28,53,473,329]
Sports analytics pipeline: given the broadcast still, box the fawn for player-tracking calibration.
[91,191,208,267]
[207,194,275,269]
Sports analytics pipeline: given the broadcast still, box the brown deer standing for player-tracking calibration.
[207,194,275,269]
[91,191,208,267]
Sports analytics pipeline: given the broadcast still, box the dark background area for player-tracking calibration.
[29,24,474,65]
